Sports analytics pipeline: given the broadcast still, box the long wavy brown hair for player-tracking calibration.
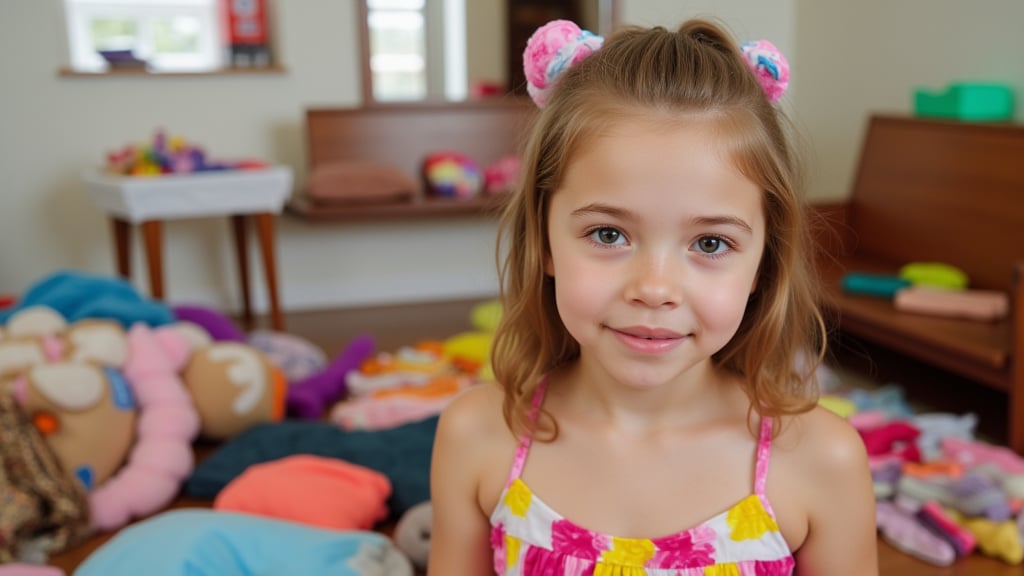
[492,19,826,440]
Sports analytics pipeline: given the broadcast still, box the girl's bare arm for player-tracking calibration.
[793,408,879,576]
[428,387,499,575]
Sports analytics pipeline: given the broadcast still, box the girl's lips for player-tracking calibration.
[609,326,687,354]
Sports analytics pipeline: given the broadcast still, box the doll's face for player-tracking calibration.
[64,320,128,366]
[12,362,136,490]
[0,338,48,380]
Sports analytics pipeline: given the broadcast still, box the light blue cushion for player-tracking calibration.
[75,509,412,576]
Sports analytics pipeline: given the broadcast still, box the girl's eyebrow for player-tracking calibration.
[570,203,635,220]
[571,204,753,235]
[690,215,753,234]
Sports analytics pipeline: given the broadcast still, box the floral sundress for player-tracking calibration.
[489,382,795,575]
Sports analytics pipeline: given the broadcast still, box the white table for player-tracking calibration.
[82,167,293,331]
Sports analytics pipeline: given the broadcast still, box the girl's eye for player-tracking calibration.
[588,227,625,246]
[693,236,729,255]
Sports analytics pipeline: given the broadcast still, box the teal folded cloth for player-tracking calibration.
[185,416,437,520]
[0,270,174,327]
[74,509,412,576]
[841,272,911,298]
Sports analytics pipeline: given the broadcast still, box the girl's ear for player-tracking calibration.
[544,252,555,277]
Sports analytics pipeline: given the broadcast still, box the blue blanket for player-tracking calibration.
[74,509,412,576]
[0,270,174,327]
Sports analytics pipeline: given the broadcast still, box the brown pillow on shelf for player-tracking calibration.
[306,161,417,205]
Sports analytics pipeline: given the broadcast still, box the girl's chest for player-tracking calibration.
[512,435,758,539]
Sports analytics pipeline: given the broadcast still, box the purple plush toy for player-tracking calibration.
[286,334,376,419]
[172,305,247,342]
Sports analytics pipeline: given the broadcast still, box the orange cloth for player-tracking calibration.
[213,455,391,530]
[903,460,963,479]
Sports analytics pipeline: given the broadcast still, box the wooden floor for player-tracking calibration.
[47,298,1020,575]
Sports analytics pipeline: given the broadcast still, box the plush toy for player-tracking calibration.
[182,342,286,441]
[287,334,375,419]
[3,306,67,338]
[394,501,432,570]
[248,329,328,382]
[88,324,199,531]
[1,305,206,533]
[172,304,246,342]
[422,151,482,199]
[483,154,522,196]
[10,362,137,491]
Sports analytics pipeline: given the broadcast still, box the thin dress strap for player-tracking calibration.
[505,379,548,487]
[754,416,777,512]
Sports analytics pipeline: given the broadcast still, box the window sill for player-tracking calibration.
[58,65,287,78]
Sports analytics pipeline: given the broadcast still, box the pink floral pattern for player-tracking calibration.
[489,382,794,575]
[649,524,716,567]
[551,519,610,559]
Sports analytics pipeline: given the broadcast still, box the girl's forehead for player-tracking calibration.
[571,110,742,163]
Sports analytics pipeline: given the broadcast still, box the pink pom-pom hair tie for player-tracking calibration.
[523,20,604,107]
[740,40,790,103]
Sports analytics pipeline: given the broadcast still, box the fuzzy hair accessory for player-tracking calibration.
[740,40,790,102]
[522,20,603,107]
[524,20,791,106]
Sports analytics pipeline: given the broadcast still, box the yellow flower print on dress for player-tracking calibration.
[504,479,533,517]
[598,537,656,568]
[505,534,521,570]
[704,562,741,576]
[726,494,779,541]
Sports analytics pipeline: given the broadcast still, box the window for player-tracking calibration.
[366,0,427,101]
[64,0,224,72]
[364,0,468,102]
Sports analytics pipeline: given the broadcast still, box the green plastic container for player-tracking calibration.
[913,82,1015,122]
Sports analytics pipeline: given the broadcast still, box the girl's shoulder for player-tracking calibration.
[774,404,867,472]
[439,380,510,440]
[436,381,520,511]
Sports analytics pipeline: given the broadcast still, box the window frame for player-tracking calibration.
[63,0,224,73]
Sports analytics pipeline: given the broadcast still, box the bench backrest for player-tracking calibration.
[848,115,1024,291]
[305,98,535,192]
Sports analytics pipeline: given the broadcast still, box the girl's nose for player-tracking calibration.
[625,253,683,308]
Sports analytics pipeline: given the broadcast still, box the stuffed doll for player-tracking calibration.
[182,342,286,441]
[8,361,137,490]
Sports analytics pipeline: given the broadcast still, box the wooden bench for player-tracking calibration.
[813,114,1024,453]
[288,98,535,222]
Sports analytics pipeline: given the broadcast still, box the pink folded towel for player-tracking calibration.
[894,286,1008,321]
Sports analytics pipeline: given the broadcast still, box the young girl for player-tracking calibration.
[429,18,877,576]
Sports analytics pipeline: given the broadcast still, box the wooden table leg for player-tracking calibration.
[231,215,253,330]
[111,217,132,279]
[141,220,164,300]
[254,212,284,331]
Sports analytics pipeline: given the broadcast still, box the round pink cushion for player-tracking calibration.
[213,454,391,530]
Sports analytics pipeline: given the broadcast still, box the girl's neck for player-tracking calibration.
[551,358,742,437]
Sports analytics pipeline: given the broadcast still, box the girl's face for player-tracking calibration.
[545,116,766,390]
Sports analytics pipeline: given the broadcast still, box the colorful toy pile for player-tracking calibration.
[818,384,1024,567]
[105,130,268,176]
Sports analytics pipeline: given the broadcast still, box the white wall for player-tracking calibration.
[621,0,1024,201]
[0,0,502,312]
[2,1,1023,312]
[793,0,1024,200]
